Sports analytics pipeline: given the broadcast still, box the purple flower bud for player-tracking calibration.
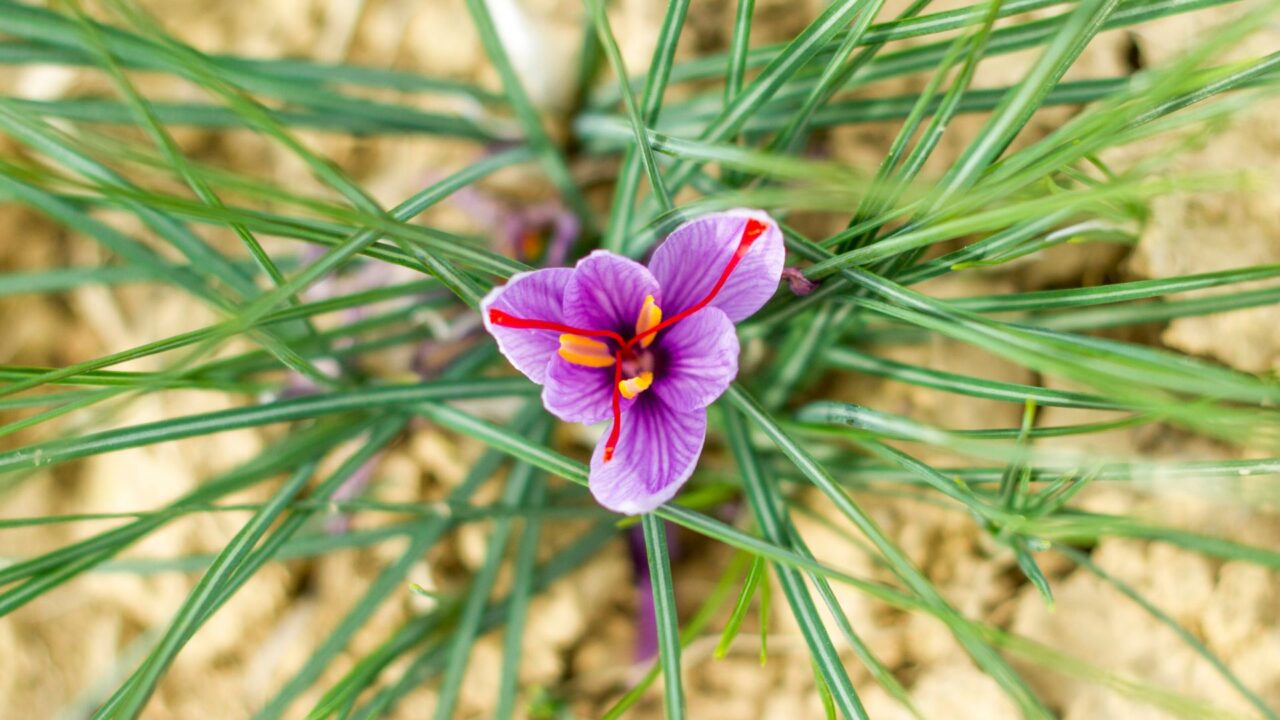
[781,267,818,296]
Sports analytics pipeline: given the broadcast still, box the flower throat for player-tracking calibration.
[489,218,768,462]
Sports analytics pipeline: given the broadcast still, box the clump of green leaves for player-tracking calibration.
[1,0,1279,718]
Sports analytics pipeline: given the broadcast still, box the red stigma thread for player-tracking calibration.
[604,352,623,461]
[488,308,626,346]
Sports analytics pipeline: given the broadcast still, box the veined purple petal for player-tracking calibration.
[563,251,661,335]
[589,396,706,514]
[543,356,633,424]
[652,307,738,412]
[479,267,573,384]
[647,209,784,323]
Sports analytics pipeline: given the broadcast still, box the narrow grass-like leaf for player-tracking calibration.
[0,1,506,135]
[767,0,891,155]
[782,519,923,719]
[727,384,1052,717]
[602,0,688,251]
[1026,284,1280,332]
[433,421,548,720]
[714,555,766,659]
[723,403,870,720]
[824,347,1119,409]
[0,418,368,615]
[643,512,686,719]
[0,377,532,475]
[461,0,597,233]
[624,0,878,249]
[586,0,674,218]
[955,264,1280,312]
[494,477,546,719]
[254,402,546,718]
[0,265,181,296]
[1056,546,1278,720]
[320,521,621,719]
[815,662,837,720]
[602,553,749,719]
[101,417,402,717]
[719,0,755,189]
[7,95,493,136]
[0,31,504,103]
[590,0,1073,104]
[1011,537,1055,606]
[0,148,528,400]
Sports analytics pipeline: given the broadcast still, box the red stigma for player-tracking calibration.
[604,352,623,462]
[488,308,626,346]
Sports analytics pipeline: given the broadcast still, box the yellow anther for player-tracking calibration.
[558,334,614,368]
[635,295,663,348]
[618,371,654,399]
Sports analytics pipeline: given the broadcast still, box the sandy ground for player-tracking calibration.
[1,0,1279,718]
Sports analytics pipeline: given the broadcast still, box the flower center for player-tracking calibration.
[617,339,657,400]
[489,217,768,463]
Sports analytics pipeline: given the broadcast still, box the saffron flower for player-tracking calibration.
[481,209,784,513]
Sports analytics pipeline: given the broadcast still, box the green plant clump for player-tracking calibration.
[2,0,1279,718]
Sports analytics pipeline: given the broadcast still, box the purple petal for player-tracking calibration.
[589,396,706,514]
[542,356,633,424]
[647,209,785,323]
[480,267,573,384]
[563,251,661,335]
[652,307,739,412]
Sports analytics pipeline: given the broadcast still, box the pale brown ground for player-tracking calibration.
[1,1,1278,718]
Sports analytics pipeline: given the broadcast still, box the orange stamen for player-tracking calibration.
[559,334,615,368]
[618,371,653,399]
[634,295,662,349]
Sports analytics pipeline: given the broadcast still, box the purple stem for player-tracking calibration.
[628,526,659,662]
[324,453,381,535]
[628,520,681,662]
